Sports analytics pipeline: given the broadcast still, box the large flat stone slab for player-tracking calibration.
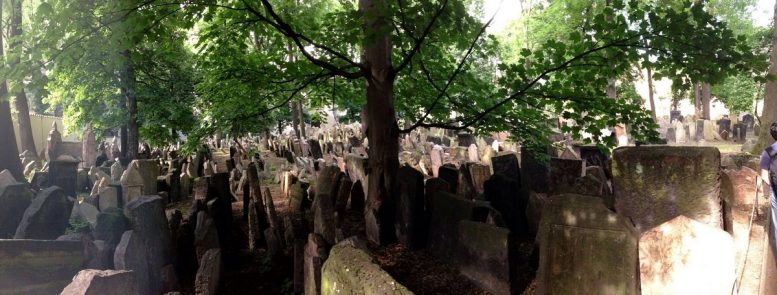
[0,240,84,294]
[321,238,412,295]
[537,194,638,294]
[612,146,722,232]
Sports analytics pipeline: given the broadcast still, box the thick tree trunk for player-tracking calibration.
[755,0,777,153]
[120,50,139,160]
[0,0,23,180]
[647,68,656,122]
[701,82,712,120]
[361,0,398,245]
[9,0,35,155]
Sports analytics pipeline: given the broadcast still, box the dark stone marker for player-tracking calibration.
[0,183,33,238]
[428,191,488,259]
[484,174,528,235]
[696,119,705,141]
[456,221,515,295]
[666,127,676,143]
[521,150,550,194]
[457,133,475,147]
[438,165,459,194]
[15,186,73,239]
[396,166,426,250]
[548,157,584,195]
[48,160,79,197]
[308,139,323,159]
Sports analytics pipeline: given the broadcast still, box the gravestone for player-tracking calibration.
[674,121,687,143]
[321,237,412,295]
[467,144,479,162]
[520,150,550,194]
[0,181,33,238]
[111,161,124,183]
[131,160,160,195]
[639,215,735,295]
[123,196,172,294]
[612,146,722,232]
[695,119,704,141]
[14,186,73,239]
[456,220,514,295]
[704,120,716,141]
[467,163,491,197]
[430,145,444,177]
[548,157,584,195]
[304,233,328,295]
[396,166,426,249]
[334,177,353,225]
[114,231,151,295]
[491,152,520,182]
[428,191,488,259]
[484,173,528,235]
[195,249,222,295]
[82,126,97,169]
[49,159,79,197]
[438,165,459,194]
[666,127,676,143]
[195,211,220,262]
[61,269,137,295]
[120,162,144,205]
[94,207,127,245]
[308,139,324,159]
[537,194,638,294]
[458,133,475,147]
[313,173,337,245]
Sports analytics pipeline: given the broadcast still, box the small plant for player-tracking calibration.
[65,215,90,235]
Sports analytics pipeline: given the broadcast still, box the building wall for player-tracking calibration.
[12,113,80,156]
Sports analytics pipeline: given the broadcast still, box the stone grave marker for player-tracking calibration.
[396,165,426,249]
[15,186,73,239]
[456,220,514,295]
[548,157,584,195]
[0,179,33,238]
[49,159,79,197]
[123,196,173,294]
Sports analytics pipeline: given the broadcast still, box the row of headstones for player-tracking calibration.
[665,119,748,143]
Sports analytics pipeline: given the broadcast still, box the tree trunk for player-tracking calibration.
[361,0,398,245]
[701,82,712,120]
[120,50,139,160]
[9,0,35,155]
[755,0,777,153]
[647,67,656,122]
[0,0,23,180]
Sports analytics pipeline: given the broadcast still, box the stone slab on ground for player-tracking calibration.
[639,215,735,295]
[612,146,722,232]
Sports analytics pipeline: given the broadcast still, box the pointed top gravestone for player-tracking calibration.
[14,186,74,239]
[120,162,144,205]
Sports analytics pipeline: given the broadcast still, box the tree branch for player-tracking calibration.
[392,0,450,76]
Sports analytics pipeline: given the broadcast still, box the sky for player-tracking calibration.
[483,0,776,34]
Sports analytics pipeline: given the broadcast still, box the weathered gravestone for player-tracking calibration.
[49,159,80,197]
[123,196,172,295]
[548,157,584,195]
[484,173,528,235]
[304,233,328,295]
[666,127,676,143]
[612,146,722,232]
[467,144,479,162]
[313,166,340,245]
[639,215,735,295]
[0,179,33,238]
[195,211,220,262]
[130,160,160,195]
[15,186,73,239]
[437,165,459,194]
[491,152,520,181]
[114,231,151,295]
[457,133,475,147]
[520,150,550,194]
[467,163,491,198]
[0,240,84,294]
[428,191,488,259]
[536,194,638,294]
[396,166,426,249]
[456,220,514,295]
[696,119,705,141]
[308,139,324,159]
[120,162,144,205]
[61,269,138,295]
[195,248,222,295]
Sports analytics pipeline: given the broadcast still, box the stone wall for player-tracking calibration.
[0,240,84,294]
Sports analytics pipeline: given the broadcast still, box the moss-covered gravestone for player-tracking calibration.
[537,194,638,294]
[612,146,722,233]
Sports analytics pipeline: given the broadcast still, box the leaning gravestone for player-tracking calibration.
[120,162,144,205]
[428,191,488,259]
[396,166,426,249]
[115,230,151,295]
[14,186,73,239]
[612,146,722,232]
[304,233,328,295]
[61,269,137,295]
[131,160,160,195]
[456,220,514,295]
[123,196,172,295]
[0,179,34,238]
[195,248,222,295]
[639,215,735,295]
[49,159,80,197]
[536,194,638,294]
[321,237,412,295]
[548,157,584,195]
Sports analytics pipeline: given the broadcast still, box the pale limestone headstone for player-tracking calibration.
[203,160,214,176]
[703,120,716,141]
[120,162,144,205]
[467,144,479,162]
[639,215,735,295]
[431,145,443,177]
[481,146,494,168]
[82,125,97,169]
[674,121,686,143]
[111,161,124,183]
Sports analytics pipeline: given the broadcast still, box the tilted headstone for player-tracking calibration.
[110,161,124,183]
[48,159,80,197]
[14,186,73,239]
[195,248,222,295]
[456,220,514,295]
[612,146,722,232]
[396,166,426,249]
[321,237,412,294]
[194,211,220,262]
[536,194,638,294]
[304,233,328,295]
[548,157,584,195]
[639,215,735,295]
[82,126,97,169]
[123,196,173,294]
[120,162,144,205]
[0,179,33,238]
[114,231,152,295]
[61,269,137,295]
[467,162,491,197]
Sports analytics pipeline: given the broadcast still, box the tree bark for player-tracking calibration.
[297,100,306,139]
[9,0,35,155]
[647,67,656,122]
[291,100,301,139]
[120,50,139,160]
[701,82,712,120]
[755,0,777,152]
[361,0,398,245]
[693,82,701,118]
[0,0,23,180]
